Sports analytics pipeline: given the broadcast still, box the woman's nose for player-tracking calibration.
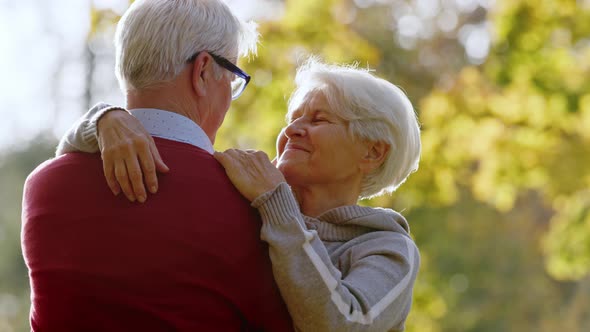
[284,118,306,138]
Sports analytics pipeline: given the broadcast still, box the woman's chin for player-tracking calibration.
[278,165,304,185]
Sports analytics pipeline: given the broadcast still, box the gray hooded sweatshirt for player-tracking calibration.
[253,182,420,332]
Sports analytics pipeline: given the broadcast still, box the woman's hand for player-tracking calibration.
[213,149,285,202]
[97,110,169,203]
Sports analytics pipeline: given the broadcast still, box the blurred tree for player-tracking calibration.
[216,0,380,154]
[395,0,590,330]
[0,138,55,332]
[413,0,590,279]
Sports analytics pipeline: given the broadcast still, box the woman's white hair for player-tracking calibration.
[114,0,258,91]
[287,59,421,199]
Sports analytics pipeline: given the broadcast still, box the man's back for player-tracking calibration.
[22,138,293,331]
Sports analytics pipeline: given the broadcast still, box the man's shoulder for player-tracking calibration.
[153,139,226,179]
[23,153,102,205]
[22,153,106,218]
[26,152,101,183]
[153,138,215,163]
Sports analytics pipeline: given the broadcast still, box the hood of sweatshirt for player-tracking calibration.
[303,205,411,242]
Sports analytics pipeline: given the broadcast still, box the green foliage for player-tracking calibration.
[216,0,379,154]
[412,0,590,284]
[544,192,590,280]
[0,137,55,331]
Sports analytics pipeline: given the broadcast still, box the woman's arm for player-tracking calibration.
[253,184,419,332]
[57,103,168,202]
[56,103,124,155]
[214,150,420,332]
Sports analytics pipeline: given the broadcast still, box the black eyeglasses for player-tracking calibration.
[187,51,251,100]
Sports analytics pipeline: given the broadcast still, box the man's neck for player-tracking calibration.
[126,90,218,145]
[127,88,199,120]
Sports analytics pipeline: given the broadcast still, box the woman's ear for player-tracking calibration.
[359,141,390,174]
[191,52,215,97]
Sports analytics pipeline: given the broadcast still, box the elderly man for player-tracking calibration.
[21,0,293,331]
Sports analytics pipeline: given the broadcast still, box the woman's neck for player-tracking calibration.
[291,182,361,218]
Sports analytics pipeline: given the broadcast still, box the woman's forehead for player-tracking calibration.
[288,90,329,115]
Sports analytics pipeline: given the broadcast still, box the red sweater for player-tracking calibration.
[22,138,293,332]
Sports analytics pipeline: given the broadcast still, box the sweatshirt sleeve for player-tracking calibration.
[55,103,126,156]
[252,183,420,332]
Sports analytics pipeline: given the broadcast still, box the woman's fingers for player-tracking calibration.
[213,151,228,166]
[97,110,172,202]
[103,155,121,196]
[105,139,155,203]
[114,159,135,202]
[136,138,158,195]
[213,149,285,202]
[150,136,170,174]
[126,154,147,203]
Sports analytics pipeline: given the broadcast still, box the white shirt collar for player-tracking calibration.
[129,108,214,154]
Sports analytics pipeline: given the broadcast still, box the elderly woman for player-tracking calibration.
[58,60,421,331]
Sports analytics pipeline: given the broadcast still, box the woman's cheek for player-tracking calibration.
[276,129,288,158]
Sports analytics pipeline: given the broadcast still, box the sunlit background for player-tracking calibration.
[0,0,280,151]
[1,0,590,331]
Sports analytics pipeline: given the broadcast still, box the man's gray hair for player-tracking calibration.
[287,59,421,199]
[114,0,258,91]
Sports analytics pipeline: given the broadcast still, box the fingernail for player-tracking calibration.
[127,195,136,202]
[150,186,157,193]
[137,195,146,203]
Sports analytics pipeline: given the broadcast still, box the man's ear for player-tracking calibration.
[191,52,215,98]
[359,141,390,174]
